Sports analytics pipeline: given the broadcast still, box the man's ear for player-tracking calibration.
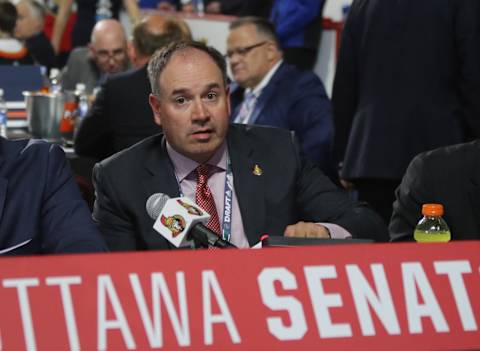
[127,41,136,66]
[149,93,162,126]
[226,86,231,116]
[266,41,279,61]
[87,43,95,59]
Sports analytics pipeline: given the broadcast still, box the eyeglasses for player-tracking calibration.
[225,41,267,59]
[95,48,126,61]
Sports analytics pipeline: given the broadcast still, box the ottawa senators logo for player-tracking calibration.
[177,199,203,216]
[160,214,186,237]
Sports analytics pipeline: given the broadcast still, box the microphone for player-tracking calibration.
[146,193,237,249]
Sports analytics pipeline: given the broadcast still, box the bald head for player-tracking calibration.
[89,19,129,74]
[90,19,126,47]
[129,15,191,68]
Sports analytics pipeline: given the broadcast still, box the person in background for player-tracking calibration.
[227,16,336,181]
[0,137,107,255]
[140,0,272,17]
[0,1,32,65]
[15,0,57,70]
[332,0,480,224]
[74,15,190,160]
[61,18,129,93]
[92,40,388,252]
[51,0,139,54]
[270,0,324,71]
[201,0,272,17]
[389,140,480,242]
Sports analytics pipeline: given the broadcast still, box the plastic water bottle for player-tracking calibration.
[96,0,112,22]
[0,89,7,138]
[75,83,89,119]
[49,68,62,94]
[195,0,205,15]
[414,204,451,243]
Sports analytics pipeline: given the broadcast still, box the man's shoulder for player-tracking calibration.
[229,124,293,146]
[67,47,89,62]
[107,67,148,84]
[105,66,148,88]
[98,133,164,169]
[270,63,325,93]
[411,140,480,176]
[0,138,64,165]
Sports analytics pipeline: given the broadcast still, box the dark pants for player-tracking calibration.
[354,178,401,225]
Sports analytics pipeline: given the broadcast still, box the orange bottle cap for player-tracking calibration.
[422,203,444,216]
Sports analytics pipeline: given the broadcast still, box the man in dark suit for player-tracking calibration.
[92,41,388,251]
[74,15,190,160]
[227,17,335,179]
[0,138,107,255]
[389,141,480,242]
[332,0,480,223]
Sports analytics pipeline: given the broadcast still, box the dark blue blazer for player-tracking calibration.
[0,138,107,255]
[230,62,335,178]
[333,0,480,181]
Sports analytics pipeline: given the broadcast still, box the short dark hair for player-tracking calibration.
[0,1,18,35]
[148,41,228,97]
[132,18,187,58]
[229,16,280,48]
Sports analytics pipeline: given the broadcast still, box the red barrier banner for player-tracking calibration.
[1,242,479,351]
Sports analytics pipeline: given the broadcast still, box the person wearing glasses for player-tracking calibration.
[226,17,336,182]
[92,41,388,251]
[74,15,191,161]
[62,19,130,94]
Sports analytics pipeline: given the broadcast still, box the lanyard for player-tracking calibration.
[175,154,233,242]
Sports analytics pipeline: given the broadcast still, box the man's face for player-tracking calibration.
[90,35,128,74]
[15,2,43,40]
[227,24,273,89]
[149,49,230,164]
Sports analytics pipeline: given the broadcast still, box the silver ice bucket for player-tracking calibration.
[23,91,65,142]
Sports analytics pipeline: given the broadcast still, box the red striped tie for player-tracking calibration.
[195,164,221,235]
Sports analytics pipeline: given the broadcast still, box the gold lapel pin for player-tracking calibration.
[252,164,263,176]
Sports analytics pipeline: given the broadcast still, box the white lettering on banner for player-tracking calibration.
[304,265,352,338]
[97,275,136,350]
[202,270,241,345]
[434,260,478,331]
[3,278,40,351]
[346,264,401,336]
[257,268,307,340]
[402,263,449,334]
[45,276,82,351]
[129,272,191,348]
[223,190,232,223]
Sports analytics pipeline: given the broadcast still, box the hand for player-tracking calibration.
[206,1,221,13]
[340,179,355,191]
[284,221,331,238]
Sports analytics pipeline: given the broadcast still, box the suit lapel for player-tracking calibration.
[229,85,244,122]
[249,63,286,125]
[0,154,7,246]
[142,137,181,201]
[227,126,265,245]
